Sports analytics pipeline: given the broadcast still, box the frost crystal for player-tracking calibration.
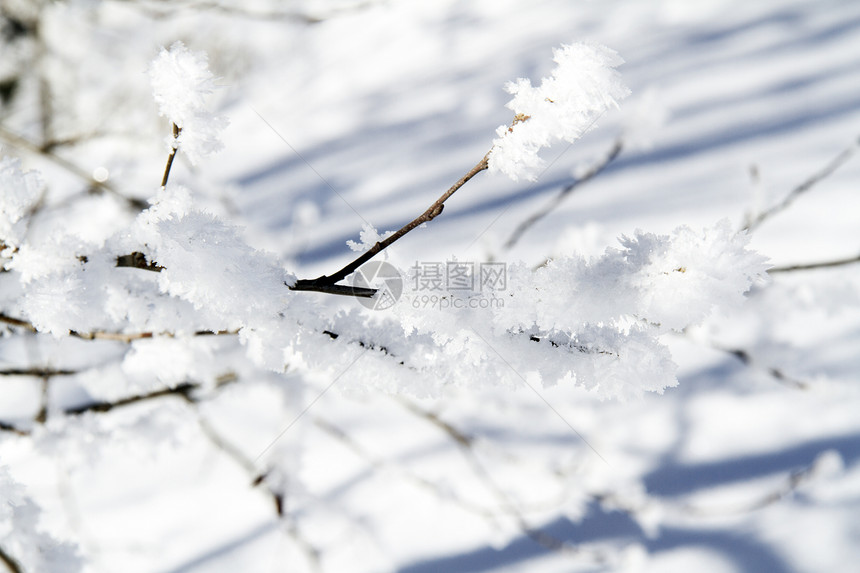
[488,42,631,181]
[149,41,228,164]
[346,223,393,252]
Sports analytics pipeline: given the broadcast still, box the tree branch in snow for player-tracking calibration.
[0,420,29,437]
[160,123,181,187]
[177,401,322,570]
[768,252,860,274]
[63,382,199,416]
[683,450,843,516]
[0,545,23,573]
[744,137,858,232]
[293,43,630,297]
[0,125,147,210]
[396,396,608,562]
[291,153,490,295]
[712,344,809,390]
[0,367,77,378]
[504,138,624,250]
[0,311,237,344]
[126,0,383,25]
[0,312,37,332]
[115,251,164,272]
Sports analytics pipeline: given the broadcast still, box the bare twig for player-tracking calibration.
[744,138,858,232]
[313,415,502,522]
[0,420,29,437]
[288,283,377,298]
[504,139,624,250]
[0,367,77,377]
[0,125,148,210]
[721,346,809,390]
[0,313,37,332]
[291,153,490,296]
[1,310,237,343]
[683,452,834,516]
[0,545,23,573]
[176,395,322,570]
[160,123,181,187]
[63,383,198,415]
[123,0,384,25]
[396,396,605,560]
[769,253,860,274]
[115,251,164,272]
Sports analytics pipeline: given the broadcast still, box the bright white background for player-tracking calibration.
[1,0,859,572]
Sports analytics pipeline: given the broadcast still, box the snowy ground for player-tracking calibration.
[1,0,860,572]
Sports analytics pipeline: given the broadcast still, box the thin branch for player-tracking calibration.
[115,251,164,272]
[34,377,50,424]
[682,452,832,516]
[0,313,37,332]
[313,415,507,523]
[287,282,376,298]
[160,123,181,187]
[291,153,490,295]
[0,545,23,573]
[504,138,623,250]
[122,0,385,24]
[0,367,77,377]
[744,138,858,232]
[721,346,809,390]
[396,396,606,561]
[176,396,322,570]
[0,125,148,210]
[769,253,860,274]
[63,382,198,415]
[1,310,237,343]
[0,420,29,437]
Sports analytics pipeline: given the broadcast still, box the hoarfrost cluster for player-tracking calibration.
[0,21,792,573]
[0,38,770,401]
[149,41,228,164]
[488,42,631,181]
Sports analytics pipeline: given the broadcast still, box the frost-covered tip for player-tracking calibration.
[150,41,216,128]
[488,42,631,181]
[149,41,228,164]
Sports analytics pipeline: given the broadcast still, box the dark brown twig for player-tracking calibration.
[288,283,377,298]
[0,313,37,332]
[292,153,489,295]
[0,545,23,573]
[0,420,30,437]
[160,123,181,187]
[126,0,381,25]
[0,125,148,210]
[1,310,237,343]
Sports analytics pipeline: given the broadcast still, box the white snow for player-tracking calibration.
[1,1,859,572]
